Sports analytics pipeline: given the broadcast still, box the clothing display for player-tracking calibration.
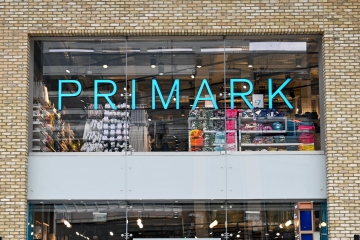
[129,105,150,152]
[33,81,50,105]
[129,126,149,152]
[81,103,134,152]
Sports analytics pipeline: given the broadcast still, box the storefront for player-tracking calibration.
[27,36,327,240]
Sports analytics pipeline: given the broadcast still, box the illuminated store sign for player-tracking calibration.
[58,78,293,110]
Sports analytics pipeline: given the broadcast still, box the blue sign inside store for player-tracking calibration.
[58,78,293,110]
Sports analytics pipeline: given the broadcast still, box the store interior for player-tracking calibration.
[29,200,327,240]
[31,36,321,152]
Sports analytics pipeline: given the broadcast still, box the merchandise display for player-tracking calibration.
[32,102,78,152]
[239,108,315,151]
[187,107,316,152]
[188,108,238,152]
[32,99,150,152]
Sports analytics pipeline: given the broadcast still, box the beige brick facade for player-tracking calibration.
[0,0,359,239]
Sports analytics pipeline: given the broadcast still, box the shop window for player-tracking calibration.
[28,200,327,240]
[30,36,321,153]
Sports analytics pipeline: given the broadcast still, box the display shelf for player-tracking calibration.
[241,143,302,147]
[33,129,46,137]
[33,120,42,123]
[239,116,288,151]
[241,130,287,133]
[33,114,45,121]
[203,130,237,133]
[241,117,286,120]
[33,139,47,145]
[32,146,41,151]
[188,111,239,151]
[188,117,237,120]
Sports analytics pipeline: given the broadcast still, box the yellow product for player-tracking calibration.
[189,129,204,147]
[298,144,315,151]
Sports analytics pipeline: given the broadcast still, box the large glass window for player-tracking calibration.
[28,200,327,240]
[31,36,321,153]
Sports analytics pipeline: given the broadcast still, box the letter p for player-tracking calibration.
[58,80,82,110]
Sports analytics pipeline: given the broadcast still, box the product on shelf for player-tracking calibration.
[214,132,226,144]
[238,108,316,151]
[190,129,204,148]
[188,108,238,152]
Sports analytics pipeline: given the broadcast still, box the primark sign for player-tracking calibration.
[58,78,293,110]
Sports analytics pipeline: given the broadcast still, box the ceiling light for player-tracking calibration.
[276,233,280,236]
[320,222,327,227]
[285,220,292,227]
[247,56,253,68]
[103,64,108,69]
[243,85,247,89]
[279,224,283,228]
[173,97,176,101]
[49,49,94,53]
[249,42,307,51]
[102,49,140,53]
[295,54,302,67]
[201,48,243,53]
[76,232,79,235]
[196,57,202,68]
[124,87,127,91]
[237,235,240,238]
[150,58,157,68]
[158,63,164,75]
[61,218,72,228]
[147,48,193,53]
[110,232,114,236]
[209,220,218,228]
[191,69,197,79]
[65,69,70,73]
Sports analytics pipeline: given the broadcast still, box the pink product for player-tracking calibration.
[262,125,273,131]
[298,133,314,144]
[298,125,315,131]
[226,132,236,144]
[226,145,236,151]
[226,109,238,118]
[226,120,236,130]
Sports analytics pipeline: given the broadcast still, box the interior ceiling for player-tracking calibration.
[35,38,319,113]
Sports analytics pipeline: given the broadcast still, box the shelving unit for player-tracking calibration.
[188,116,238,152]
[32,104,48,152]
[239,116,315,151]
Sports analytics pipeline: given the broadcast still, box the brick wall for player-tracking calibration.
[0,0,359,239]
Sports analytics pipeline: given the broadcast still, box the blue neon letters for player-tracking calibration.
[58,80,82,110]
[58,78,293,110]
